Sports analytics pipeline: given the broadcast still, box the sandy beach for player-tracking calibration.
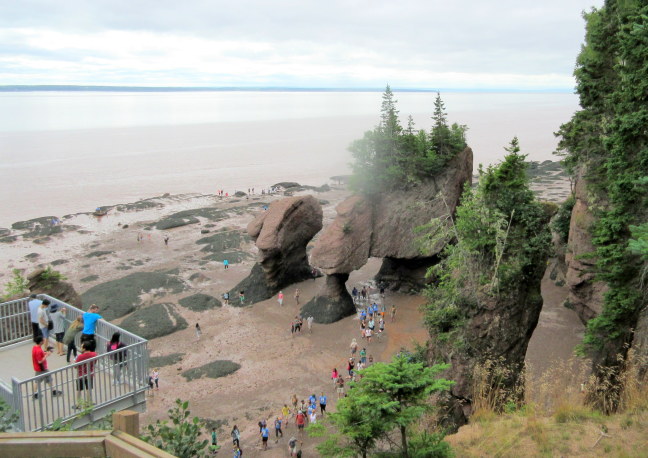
[0,170,581,456]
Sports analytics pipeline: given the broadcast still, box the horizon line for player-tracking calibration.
[0,84,575,94]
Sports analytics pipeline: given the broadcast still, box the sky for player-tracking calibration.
[0,0,603,91]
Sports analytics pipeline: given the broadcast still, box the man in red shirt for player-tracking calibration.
[295,410,306,437]
[75,339,98,408]
[32,335,62,399]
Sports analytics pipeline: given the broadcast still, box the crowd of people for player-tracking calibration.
[211,281,395,456]
[28,295,131,408]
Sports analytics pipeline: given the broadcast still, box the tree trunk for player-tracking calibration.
[401,425,408,458]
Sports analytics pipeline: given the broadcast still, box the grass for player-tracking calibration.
[446,352,648,457]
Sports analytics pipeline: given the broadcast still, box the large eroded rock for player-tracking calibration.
[231,195,323,304]
[304,148,473,320]
[28,268,82,308]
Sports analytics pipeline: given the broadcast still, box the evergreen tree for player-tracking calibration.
[554,0,648,395]
[318,356,453,458]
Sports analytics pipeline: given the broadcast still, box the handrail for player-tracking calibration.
[0,295,149,431]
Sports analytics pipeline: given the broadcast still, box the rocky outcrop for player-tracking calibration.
[230,195,323,305]
[564,167,608,323]
[300,273,355,323]
[430,285,545,428]
[304,147,473,321]
[28,268,82,308]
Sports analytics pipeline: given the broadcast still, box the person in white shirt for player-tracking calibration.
[28,294,43,340]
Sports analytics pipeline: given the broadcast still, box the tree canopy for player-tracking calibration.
[318,355,453,458]
[554,0,648,358]
[349,86,468,194]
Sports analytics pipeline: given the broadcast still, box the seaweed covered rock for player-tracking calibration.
[80,271,187,320]
[119,303,188,340]
[181,360,241,381]
[231,195,323,304]
[178,293,222,311]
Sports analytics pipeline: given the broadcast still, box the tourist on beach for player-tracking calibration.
[307,316,314,333]
[152,368,159,390]
[260,422,269,450]
[351,286,358,303]
[379,317,385,333]
[233,444,242,458]
[163,235,169,246]
[347,357,355,379]
[106,332,128,383]
[350,338,358,355]
[195,323,202,340]
[390,304,396,322]
[278,291,284,306]
[282,403,291,423]
[295,410,306,436]
[331,368,338,385]
[361,286,367,301]
[319,392,327,415]
[360,347,367,365]
[291,394,298,411]
[211,428,218,453]
[294,288,300,305]
[274,416,283,440]
[51,305,67,356]
[288,437,301,457]
[366,327,373,342]
[311,266,318,280]
[230,425,240,447]
[308,409,317,424]
[63,316,83,362]
[223,259,229,269]
[336,375,345,398]
[31,335,62,399]
[28,294,43,341]
[75,339,98,408]
[294,316,302,334]
[239,291,245,305]
[81,304,102,344]
[223,291,229,305]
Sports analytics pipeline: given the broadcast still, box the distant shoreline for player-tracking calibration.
[0,85,574,94]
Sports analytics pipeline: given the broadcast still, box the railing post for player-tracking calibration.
[11,377,25,432]
[113,410,139,437]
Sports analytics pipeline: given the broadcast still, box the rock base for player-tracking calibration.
[300,273,355,323]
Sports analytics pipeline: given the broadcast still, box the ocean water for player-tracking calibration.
[0,91,579,227]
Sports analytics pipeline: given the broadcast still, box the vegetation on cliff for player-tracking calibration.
[421,139,552,343]
[554,1,648,375]
[349,85,467,194]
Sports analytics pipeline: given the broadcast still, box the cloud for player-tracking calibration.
[0,0,602,89]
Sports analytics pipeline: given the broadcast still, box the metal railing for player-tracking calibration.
[0,295,149,431]
[0,297,32,347]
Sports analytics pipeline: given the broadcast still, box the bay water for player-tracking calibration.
[0,91,579,227]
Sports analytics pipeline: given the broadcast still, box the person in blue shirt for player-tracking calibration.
[373,303,379,314]
[261,423,269,450]
[308,393,316,405]
[81,304,103,344]
[274,416,283,440]
[319,392,327,415]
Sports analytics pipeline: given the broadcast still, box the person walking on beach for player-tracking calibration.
[260,422,269,450]
[163,235,169,246]
[195,323,202,340]
[390,304,397,322]
[336,375,345,398]
[295,410,306,436]
[223,291,229,306]
[239,291,245,305]
[294,288,300,305]
[319,392,327,416]
[152,368,159,390]
[307,316,314,334]
[223,259,229,270]
[230,425,240,447]
[274,416,283,441]
[278,291,284,306]
[350,338,358,356]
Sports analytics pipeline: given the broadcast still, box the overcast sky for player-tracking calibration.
[0,0,603,90]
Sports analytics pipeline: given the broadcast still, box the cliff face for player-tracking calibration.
[564,167,608,324]
[304,147,473,322]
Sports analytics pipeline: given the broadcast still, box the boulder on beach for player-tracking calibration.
[80,271,187,320]
[181,360,241,381]
[231,195,323,304]
[178,293,222,311]
[119,303,188,340]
